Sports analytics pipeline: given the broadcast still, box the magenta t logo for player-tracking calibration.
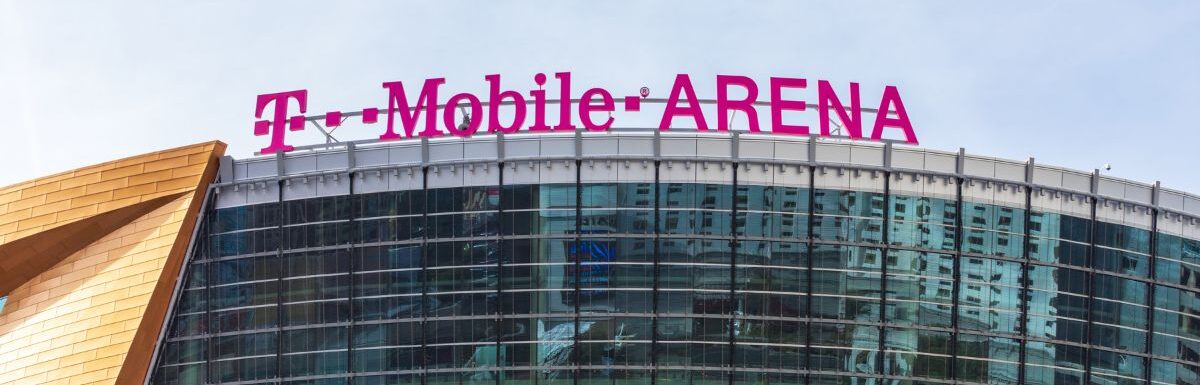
[254,90,308,154]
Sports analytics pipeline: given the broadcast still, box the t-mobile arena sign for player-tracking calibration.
[253,73,917,154]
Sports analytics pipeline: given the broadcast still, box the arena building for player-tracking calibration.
[0,131,1198,385]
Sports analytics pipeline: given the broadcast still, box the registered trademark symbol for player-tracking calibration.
[639,87,649,98]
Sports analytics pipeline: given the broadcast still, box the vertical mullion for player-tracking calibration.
[1145,207,1158,385]
[651,161,661,385]
[949,176,964,382]
[878,171,891,376]
[729,163,739,385]
[420,166,430,385]
[203,207,214,384]
[1085,196,1097,384]
[275,180,285,382]
[496,163,505,385]
[574,160,583,384]
[346,174,357,382]
[1017,185,1034,385]
[804,166,816,384]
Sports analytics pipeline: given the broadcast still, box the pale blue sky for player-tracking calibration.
[1,1,1197,192]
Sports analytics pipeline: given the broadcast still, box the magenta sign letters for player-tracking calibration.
[253,73,917,154]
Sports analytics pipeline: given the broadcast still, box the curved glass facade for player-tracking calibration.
[150,163,1200,385]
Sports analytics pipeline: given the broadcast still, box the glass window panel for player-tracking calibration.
[281,326,348,377]
[1029,211,1091,244]
[809,323,879,374]
[284,195,352,225]
[733,319,805,370]
[883,328,952,379]
[578,316,653,367]
[956,334,1020,384]
[211,203,280,233]
[428,186,500,213]
[1094,222,1151,254]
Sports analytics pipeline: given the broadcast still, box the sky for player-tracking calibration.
[1,1,1197,193]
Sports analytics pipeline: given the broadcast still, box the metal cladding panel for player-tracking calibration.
[355,168,423,194]
[618,136,655,156]
[770,164,809,187]
[1096,199,1153,230]
[963,156,995,179]
[230,160,247,180]
[540,161,577,184]
[504,138,541,159]
[315,174,351,197]
[540,136,577,158]
[463,139,499,161]
[1188,195,1200,217]
[924,152,958,174]
[815,167,884,192]
[962,179,1025,209]
[225,133,1200,226]
[696,137,731,158]
[890,148,926,170]
[814,168,850,190]
[428,141,465,162]
[216,182,278,209]
[580,160,619,183]
[739,163,775,186]
[1032,167,1064,189]
[1159,212,1186,236]
[0,197,197,385]
[427,165,464,189]
[282,177,318,201]
[464,163,500,187]
[738,138,776,160]
[0,141,222,385]
[964,156,1028,182]
[814,142,851,164]
[1033,165,1094,194]
[390,167,424,191]
[355,147,390,168]
[849,168,886,192]
[1097,178,1123,198]
[214,185,247,208]
[1098,176,1153,205]
[772,139,808,161]
[996,161,1027,183]
[1186,217,1200,240]
[1125,184,1153,205]
[283,153,318,174]
[1062,171,1092,193]
[658,160,732,184]
[1160,190,1186,211]
[355,172,389,194]
[317,151,349,171]
[505,161,541,185]
[892,172,958,201]
[695,161,734,184]
[246,182,279,206]
[388,143,423,164]
[1167,191,1200,216]
[849,145,884,167]
[659,160,697,183]
[617,160,655,183]
[244,158,277,179]
[661,137,698,157]
[581,136,620,156]
[1031,189,1092,218]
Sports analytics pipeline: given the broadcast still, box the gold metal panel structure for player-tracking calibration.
[0,142,225,385]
